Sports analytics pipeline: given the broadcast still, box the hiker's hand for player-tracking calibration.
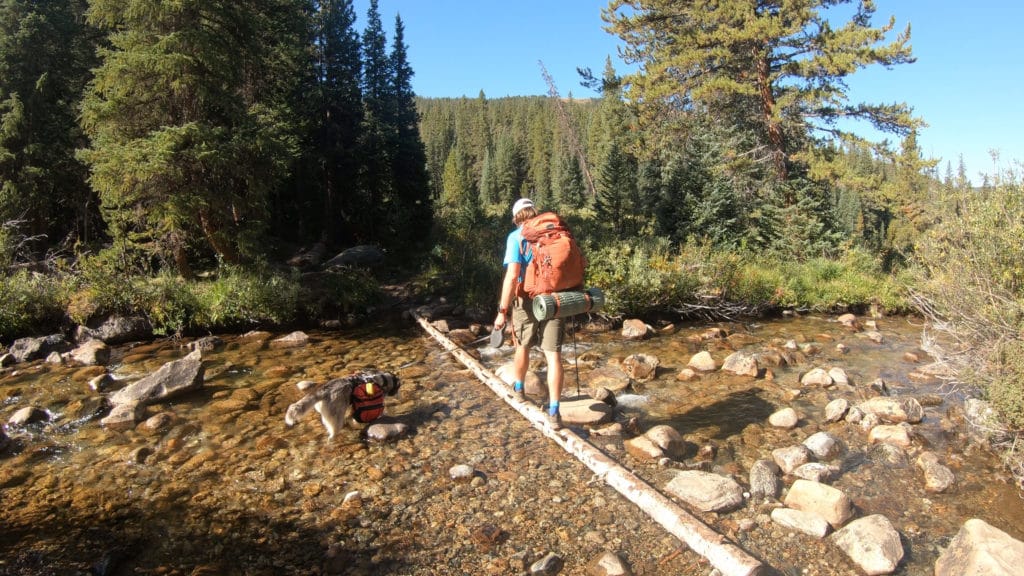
[494,312,506,331]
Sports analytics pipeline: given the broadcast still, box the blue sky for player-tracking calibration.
[356,0,1022,183]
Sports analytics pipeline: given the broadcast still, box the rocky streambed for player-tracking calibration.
[1,309,1023,575]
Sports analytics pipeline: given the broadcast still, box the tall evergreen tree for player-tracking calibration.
[604,0,920,183]
[355,0,392,242]
[305,0,364,247]
[387,14,431,245]
[0,0,99,255]
[80,0,307,276]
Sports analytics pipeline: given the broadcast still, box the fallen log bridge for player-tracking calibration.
[412,310,765,576]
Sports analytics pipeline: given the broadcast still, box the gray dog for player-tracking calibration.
[284,371,400,439]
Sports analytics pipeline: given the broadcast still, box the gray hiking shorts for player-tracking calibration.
[512,297,564,352]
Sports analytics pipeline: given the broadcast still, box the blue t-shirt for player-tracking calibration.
[503,227,532,268]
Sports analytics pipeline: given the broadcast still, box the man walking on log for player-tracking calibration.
[493,198,565,429]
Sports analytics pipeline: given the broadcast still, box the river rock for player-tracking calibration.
[558,398,613,426]
[772,444,812,474]
[803,431,843,460]
[664,470,744,512]
[70,340,110,366]
[827,367,849,386]
[189,336,223,353]
[824,398,850,422]
[100,401,146,430]
[864,330,884,344]
[0,428,9,453]
[831,514,903,575]
[792,462,840,484]
[585,365,631,393]
[916,452,955,493]
[686,351,717,372]
[721,351,759,377]
[9,334,68,363]
[858,396,924,424]
[621,319,652,340]
[935,518,1024,576]
[837,313,860,330]
[748,459,782,500]
[624,435,665,461]
[622,353,659,381]
[270,331,309,348]
[530,551,564,575]
[8,406,50,427]
[585,550,632,576]
[783,479,853,527]
[768,407,799,429]
[771,507,831,538]
[868,424,913,447]
[495,363,544,396]
[109,350,205,406]
[77,314,153,344]
[643,425,690,460]
[800,367,833,387]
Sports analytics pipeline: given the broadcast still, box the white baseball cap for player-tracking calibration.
[512,198,535,217]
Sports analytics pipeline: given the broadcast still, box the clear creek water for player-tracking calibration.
[0,312,1021,575]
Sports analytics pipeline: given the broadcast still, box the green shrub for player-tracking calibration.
[0,270,68,341]
[140,273,201,336]
[987,340,1024,430]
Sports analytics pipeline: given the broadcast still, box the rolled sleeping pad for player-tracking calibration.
[533,287,605,320]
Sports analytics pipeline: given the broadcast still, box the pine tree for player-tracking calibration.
[80,0,307,276]
[357,0,392,241]
[0,0,99,254]
[604,0,920,183]
[308,0,364,246]
[387,14,432,244]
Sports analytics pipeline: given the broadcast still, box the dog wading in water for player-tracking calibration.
[284,371,400,439]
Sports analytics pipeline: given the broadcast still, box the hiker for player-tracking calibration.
[494,198,565,429]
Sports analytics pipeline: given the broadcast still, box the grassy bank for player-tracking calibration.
[0,262,382,342]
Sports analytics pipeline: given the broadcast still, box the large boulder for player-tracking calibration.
[9,334,68,363]
[783,479,853,528]
[832,514,904,575]
[664,470,744,512]
[935,518,1024,576]
[323,245,385,269]
[75,315,152,344]
[109,350,205,406]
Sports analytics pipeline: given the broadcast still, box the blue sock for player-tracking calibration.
[549,401,559,416]
[513,380,523,392]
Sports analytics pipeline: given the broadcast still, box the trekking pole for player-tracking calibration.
[572,317,581,396]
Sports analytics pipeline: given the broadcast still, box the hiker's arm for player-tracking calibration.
[494,262,520,330]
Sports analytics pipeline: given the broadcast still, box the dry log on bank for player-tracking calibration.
[412,309,764,576]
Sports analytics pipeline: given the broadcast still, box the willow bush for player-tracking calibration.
[913,169,1024,429]
[587,239,908,318]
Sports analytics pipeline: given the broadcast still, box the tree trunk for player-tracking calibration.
[199,209,241,264]
[755,51,788,184]
[412,309,766,576]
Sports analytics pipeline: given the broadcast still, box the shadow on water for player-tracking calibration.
[0,497,415,576]
[656,387,777,439]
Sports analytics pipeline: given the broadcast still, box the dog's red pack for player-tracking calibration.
[351,379,386,423]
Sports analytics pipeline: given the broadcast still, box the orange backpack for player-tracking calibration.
[519,212,587,298]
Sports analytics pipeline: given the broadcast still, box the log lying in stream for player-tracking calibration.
[411,310,765,576]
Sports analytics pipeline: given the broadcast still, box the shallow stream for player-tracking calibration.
[1,312,1021,575]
